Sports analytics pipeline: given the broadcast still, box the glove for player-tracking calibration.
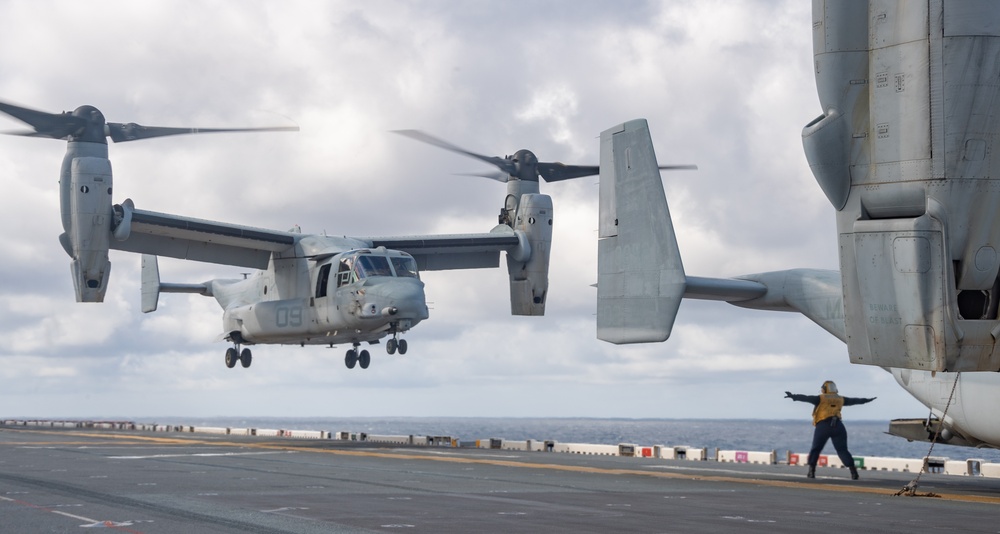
[784,391,792,398]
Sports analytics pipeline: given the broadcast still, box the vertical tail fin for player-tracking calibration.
[597,119,686,343]
[140,254,160,313]
[140,254,213,313]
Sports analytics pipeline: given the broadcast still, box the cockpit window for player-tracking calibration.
[391,256,419,278]
[354,255,393,279]
[336,258,354,287]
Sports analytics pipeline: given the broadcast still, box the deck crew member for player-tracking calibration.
[785,381,875,479]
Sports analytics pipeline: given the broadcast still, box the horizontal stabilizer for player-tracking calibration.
[684,276,767,302]
[597,119,686,343]
[141,254,211,313]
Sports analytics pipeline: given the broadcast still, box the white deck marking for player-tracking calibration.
[51,509,99,522]
[109,451,296,460]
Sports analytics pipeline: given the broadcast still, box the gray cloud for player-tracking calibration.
[0,0,928,422]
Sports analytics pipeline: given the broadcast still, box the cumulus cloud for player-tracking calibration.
[0,0,928,420]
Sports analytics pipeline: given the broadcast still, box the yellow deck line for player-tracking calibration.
[3,428,998,505]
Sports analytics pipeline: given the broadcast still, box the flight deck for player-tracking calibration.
[1,423,998,533]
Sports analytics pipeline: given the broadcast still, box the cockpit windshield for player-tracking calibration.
[391,256,419,278]
[354,255,393,278]
[339,251,420,284]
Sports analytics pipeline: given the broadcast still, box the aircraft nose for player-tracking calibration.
[370,279,428,320]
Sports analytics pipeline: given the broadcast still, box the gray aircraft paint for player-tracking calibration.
[597,0,1000,449]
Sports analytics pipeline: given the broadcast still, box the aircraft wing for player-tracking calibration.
[108,201,298,269]
[363,225,522,271]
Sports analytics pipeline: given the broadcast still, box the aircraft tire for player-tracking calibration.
[225,348,238,368]
[386,339,397,354]
[345,350,357,369]
[240,348,252,368]
[359,350,371,369]
[398,339,408,355]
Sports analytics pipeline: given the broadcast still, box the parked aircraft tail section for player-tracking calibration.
[595,119,844,345]
[596,119,686,343]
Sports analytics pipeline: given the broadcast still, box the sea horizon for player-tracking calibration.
[7,415,999,463]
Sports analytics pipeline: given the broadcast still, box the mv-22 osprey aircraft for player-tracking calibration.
[0,99,691,371]
[595,1,1000,450]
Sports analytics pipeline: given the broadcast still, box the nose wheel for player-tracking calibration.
[345,344,371,369]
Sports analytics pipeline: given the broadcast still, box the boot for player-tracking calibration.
[850,466,859,480]
[806,465,815,478]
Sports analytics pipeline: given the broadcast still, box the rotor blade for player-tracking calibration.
[537,163,600,182]
[393,129,516,175]
[107,123,299,143]
[0,100,86,139]
[1,129,65,138]
[537,162,699,182]
[453,171,510,183]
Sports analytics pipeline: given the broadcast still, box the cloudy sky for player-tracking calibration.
[0,0,924,422]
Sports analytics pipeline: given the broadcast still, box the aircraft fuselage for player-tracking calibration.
[211,241,429,347]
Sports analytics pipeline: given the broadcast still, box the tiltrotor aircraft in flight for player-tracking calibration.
[0,99,692,372]
[595,1,1000,450]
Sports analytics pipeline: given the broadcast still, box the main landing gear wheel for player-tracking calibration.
[225,348,238,368]
[345,346,371,369]
[386,338,407,355]
[240,348,253,368]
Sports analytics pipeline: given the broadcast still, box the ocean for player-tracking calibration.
[149,416,1000,463]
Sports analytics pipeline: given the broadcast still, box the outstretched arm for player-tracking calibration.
[843,396,877,406]
[784,392,819,405]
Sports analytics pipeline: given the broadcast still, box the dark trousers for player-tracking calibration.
[807,417,855,468]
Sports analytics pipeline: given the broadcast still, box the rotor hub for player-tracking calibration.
[510,149,539,181]
[69,105,108,143]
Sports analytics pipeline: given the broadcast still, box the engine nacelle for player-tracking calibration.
[507,193,552,315]
[66,156,114,302]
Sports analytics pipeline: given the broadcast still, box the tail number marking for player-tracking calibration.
[276,306,303,327]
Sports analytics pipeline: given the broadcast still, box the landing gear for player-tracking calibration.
[224,335,252,369]
[385,329,408,355]
[345,344,371,369]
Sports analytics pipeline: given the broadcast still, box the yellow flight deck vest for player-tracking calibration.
[812,393,844,425]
